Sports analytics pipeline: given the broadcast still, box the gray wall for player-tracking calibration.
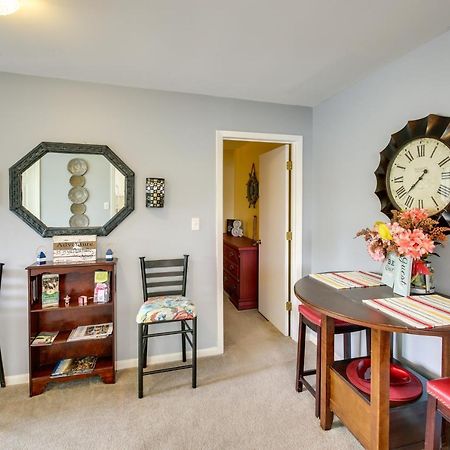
[0,72,312,376]
[313,30,450,377]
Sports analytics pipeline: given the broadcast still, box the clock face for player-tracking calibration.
[387,137,450,213]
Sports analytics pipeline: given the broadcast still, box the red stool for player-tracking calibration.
[425,378,450,450]
[295,304,370,417]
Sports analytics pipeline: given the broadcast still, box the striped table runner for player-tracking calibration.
[363,294,450,329]
[309,271,384,289]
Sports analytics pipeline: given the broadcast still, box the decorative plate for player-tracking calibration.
[70,203,86,215]
[69,175,86,187]
[69,214,89,227]
[67,158,88,175]
[68,186,89,204]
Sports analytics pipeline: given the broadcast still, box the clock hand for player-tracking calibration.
[407,169,428,193]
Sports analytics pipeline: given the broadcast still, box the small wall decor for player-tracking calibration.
[146,178,165,208]
[68,158,90,227]
[246,163,259,208]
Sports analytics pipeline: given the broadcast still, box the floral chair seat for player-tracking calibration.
[136,295,196,324]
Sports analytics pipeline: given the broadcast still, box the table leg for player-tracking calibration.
[370,329,391,450]
[320,314,335,430]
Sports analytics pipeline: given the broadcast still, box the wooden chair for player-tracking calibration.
[136,255,197,398]
[0,263,5,388]
[425,377,450,450]
[295,304,370,417]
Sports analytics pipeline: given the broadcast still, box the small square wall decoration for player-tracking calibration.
[146,178,165,208]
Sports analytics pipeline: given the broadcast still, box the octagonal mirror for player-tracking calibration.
[10,142,135,237]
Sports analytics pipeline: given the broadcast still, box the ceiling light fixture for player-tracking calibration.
[0,0,20,16]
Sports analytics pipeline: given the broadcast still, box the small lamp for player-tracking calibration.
[0,0,20,15]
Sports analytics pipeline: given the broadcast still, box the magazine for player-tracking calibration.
[67,322,113,342]
[31,331,59,346]
[41,274,59,308]
[51,356,97,378]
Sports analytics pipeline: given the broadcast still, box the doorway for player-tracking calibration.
[216,131,303,354]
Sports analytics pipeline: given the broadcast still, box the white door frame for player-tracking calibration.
[216,130,303,353]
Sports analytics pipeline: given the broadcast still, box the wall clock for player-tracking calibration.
[375,114,450,226]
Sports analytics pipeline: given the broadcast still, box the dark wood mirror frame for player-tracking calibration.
[9,142,135,237]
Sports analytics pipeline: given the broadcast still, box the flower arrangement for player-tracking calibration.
[356,208,449,273]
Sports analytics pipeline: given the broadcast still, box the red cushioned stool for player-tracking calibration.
[295,304,371,417]
[425,378,450,450]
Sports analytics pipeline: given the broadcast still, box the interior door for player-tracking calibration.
[258,145,289,336]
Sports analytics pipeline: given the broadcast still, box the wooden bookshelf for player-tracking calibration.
[26,259,117,396]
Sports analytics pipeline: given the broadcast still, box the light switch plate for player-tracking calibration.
[191,217,200,231]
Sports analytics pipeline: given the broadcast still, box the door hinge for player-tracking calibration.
[285,301,292,311]
[286,160,293,170]
[286,231,292,241]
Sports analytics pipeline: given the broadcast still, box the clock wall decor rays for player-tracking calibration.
[375,114,450,226]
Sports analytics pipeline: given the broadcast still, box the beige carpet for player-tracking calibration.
[0,299,362,450]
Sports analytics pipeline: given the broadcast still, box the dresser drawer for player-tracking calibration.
[224,272,239,300]
[223,243,239,265]
[223,258,239,279]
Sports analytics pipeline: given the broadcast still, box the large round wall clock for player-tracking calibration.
[375,114,450,226]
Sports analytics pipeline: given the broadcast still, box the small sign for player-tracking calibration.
[393,255,412,296]
[53,235,97,263]
[381,253,397,288]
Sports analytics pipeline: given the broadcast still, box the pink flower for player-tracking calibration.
[367,240,385,261]
[399,208,428,225]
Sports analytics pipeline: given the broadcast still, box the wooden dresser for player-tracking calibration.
[223,234,258,310]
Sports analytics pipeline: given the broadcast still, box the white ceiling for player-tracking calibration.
[1,0,450,106]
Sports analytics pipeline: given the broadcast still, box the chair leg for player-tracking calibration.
[192,317,197,389]
[425,395,442,450]
[365,329,371,357]
[143,324,149,368]
[0,347,5,388]
[315,327,321,418]
[181,321,187,362]
[343,333,351,360]
[295,316,306,392]
[137,324,144,399]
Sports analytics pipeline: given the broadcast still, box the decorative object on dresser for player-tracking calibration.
[26,259,116,396]
[9,142,135,237]
[146,177,165,208]
[223,234,258,310]
[137,255,197,398]
[375,114,450,227]
[231,219,244,237]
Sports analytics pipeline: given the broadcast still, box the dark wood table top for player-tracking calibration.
[294,276,450,337]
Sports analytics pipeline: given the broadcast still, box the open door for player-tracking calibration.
[258,145,290,336]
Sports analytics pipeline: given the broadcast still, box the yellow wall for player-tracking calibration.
[223,141,281,239]
[223,146,235,232]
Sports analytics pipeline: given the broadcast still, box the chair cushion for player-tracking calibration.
[136,295,196,323]
[299,304,355,328]
[427,378,450,409]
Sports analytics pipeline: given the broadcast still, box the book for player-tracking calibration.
[93,270,110,303]
[51,356,97,378]
[41,274,59,308]
[31,331,58,346]
[67,322,113,341]
[53,235,97,263]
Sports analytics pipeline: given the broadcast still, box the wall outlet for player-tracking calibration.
[191,217,200,231]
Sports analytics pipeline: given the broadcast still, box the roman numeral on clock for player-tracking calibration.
[405,150,414,162]
[442,172,450,179]
[393,176,403,183]
[405,195,414,208]
[432,196,439,208]
[417,144,425,157]
[439,156,450,167]
[396,186,407,199]
[430,145,438,159]
[418,199,423,209]
[437,184,450,197]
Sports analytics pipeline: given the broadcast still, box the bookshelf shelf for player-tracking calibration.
[26,259,117,396]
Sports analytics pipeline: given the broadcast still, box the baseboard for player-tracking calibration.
[4,346,222,386]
